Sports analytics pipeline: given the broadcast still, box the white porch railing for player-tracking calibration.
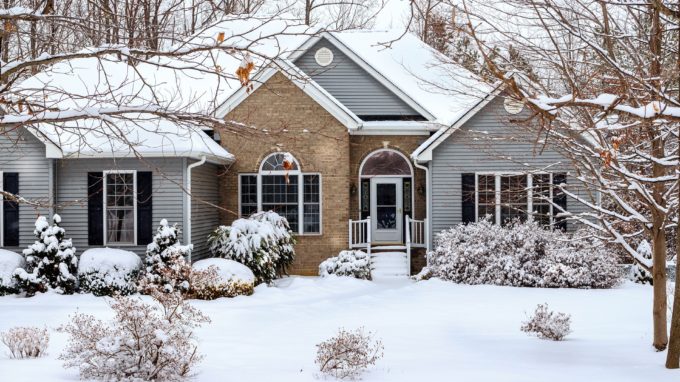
[349,217,371,255]
[405,215,426,275]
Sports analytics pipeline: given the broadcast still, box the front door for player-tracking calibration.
[370,178,403,243]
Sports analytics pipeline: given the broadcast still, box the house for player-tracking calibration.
[0,16,592,276]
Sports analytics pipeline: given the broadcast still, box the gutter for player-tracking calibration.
[185,155,207,262]
[413,160,432,253]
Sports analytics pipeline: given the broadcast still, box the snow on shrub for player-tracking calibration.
[521,303,572,341]
[630,240,653,285]
[59,291,210,381]
[190,259,255,300]
[14,215,78,296]
[315,327,384,380]
[1,326,49,359]
[0,249,25,295]
[319,250,371,280]
[78,248,142,296]
[208,211,296,284]
[425,219,622,288]
[139,220,193,294]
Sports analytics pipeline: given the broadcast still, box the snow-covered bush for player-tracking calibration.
[425,219,622,288]
[190,259,255,300]
[139,220,193,294]
[630,240,653,285]
[319,250,371,280]
[0,249,25,295]
[521,303,572,341]
[14,215,78,296]
[252,211,296,274]
[1,326,49,359]
[59,291,210,381]
[78,249,142,296]
[208,211,296,284]
[315,327,384,380]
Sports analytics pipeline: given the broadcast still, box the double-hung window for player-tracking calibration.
[472,172,565,227]
[239,153,322,235]
[104,171,137,244]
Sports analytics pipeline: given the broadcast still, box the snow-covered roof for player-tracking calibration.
[13,15,493,158]
[328,30,493,126]
[29,114,234,164]
[209,18,493,127]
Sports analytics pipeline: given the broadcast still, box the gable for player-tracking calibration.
[433,97,568,169]
[294,38,423,120]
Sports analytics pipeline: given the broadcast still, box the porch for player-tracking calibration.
[348,215,427,277]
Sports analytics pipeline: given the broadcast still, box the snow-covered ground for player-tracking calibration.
[0,277,676,381]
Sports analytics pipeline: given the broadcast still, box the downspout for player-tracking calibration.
[186,156,207,263]
[413,160,431,252]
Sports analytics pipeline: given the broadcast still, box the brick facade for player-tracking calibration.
[218,72,428,275]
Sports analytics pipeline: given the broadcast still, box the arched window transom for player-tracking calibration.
[361,150,412,176]
[260,152,300,173]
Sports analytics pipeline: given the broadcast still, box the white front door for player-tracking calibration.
[370,177,403,243]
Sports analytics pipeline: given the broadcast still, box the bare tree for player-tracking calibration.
[298,0,384,29]
[440,0,680,355]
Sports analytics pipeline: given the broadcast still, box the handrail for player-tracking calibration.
[406,215,412,275]
[349,216,371,256]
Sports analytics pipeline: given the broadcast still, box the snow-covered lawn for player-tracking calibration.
[0,277,676,381]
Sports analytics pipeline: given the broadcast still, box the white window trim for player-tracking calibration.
[473,172,556,226]
[103,170,138,246]
[238,172,323,236]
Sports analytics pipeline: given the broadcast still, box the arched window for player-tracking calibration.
[360,149,412,176]
[239,152,321,235]
[260,152,300,172]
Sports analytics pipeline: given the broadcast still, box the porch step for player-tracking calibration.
[371,245,407,251]
[370,251,409,279]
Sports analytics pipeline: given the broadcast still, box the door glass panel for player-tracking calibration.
[376,183,397,230]
[376,184,396,205]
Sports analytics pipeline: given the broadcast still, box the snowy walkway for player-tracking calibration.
[0,277,676,381]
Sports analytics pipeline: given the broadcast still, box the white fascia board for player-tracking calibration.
[22,126,64,158]
[322,32,436,122]
[412,85,504,162]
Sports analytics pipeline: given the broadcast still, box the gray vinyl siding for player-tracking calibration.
[190,162,221,260]
[294,38,421,118]
[55,158,186,257]
[430,97,592,241]
[0,128,51,251]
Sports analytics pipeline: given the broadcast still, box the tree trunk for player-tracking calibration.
[652,226,669,350]
[664,4,680,367]
[665,176,680,366]
[305,0,312,26]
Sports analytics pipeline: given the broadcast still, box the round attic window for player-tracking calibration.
[315,47,334,67]
[504,97,524,115]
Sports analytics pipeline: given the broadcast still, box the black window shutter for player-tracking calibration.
[87,172,104,245]
[461,173,476,224]
[360,179,370,220]
[553,173,567,231]
[136,172,153,245]
[3,173,19,246]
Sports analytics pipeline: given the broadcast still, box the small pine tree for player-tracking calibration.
[14,215,78,296]
[631,240,653,285]
[139,220,193,294]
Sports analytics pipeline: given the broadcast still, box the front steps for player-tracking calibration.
[370,247,409,278]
